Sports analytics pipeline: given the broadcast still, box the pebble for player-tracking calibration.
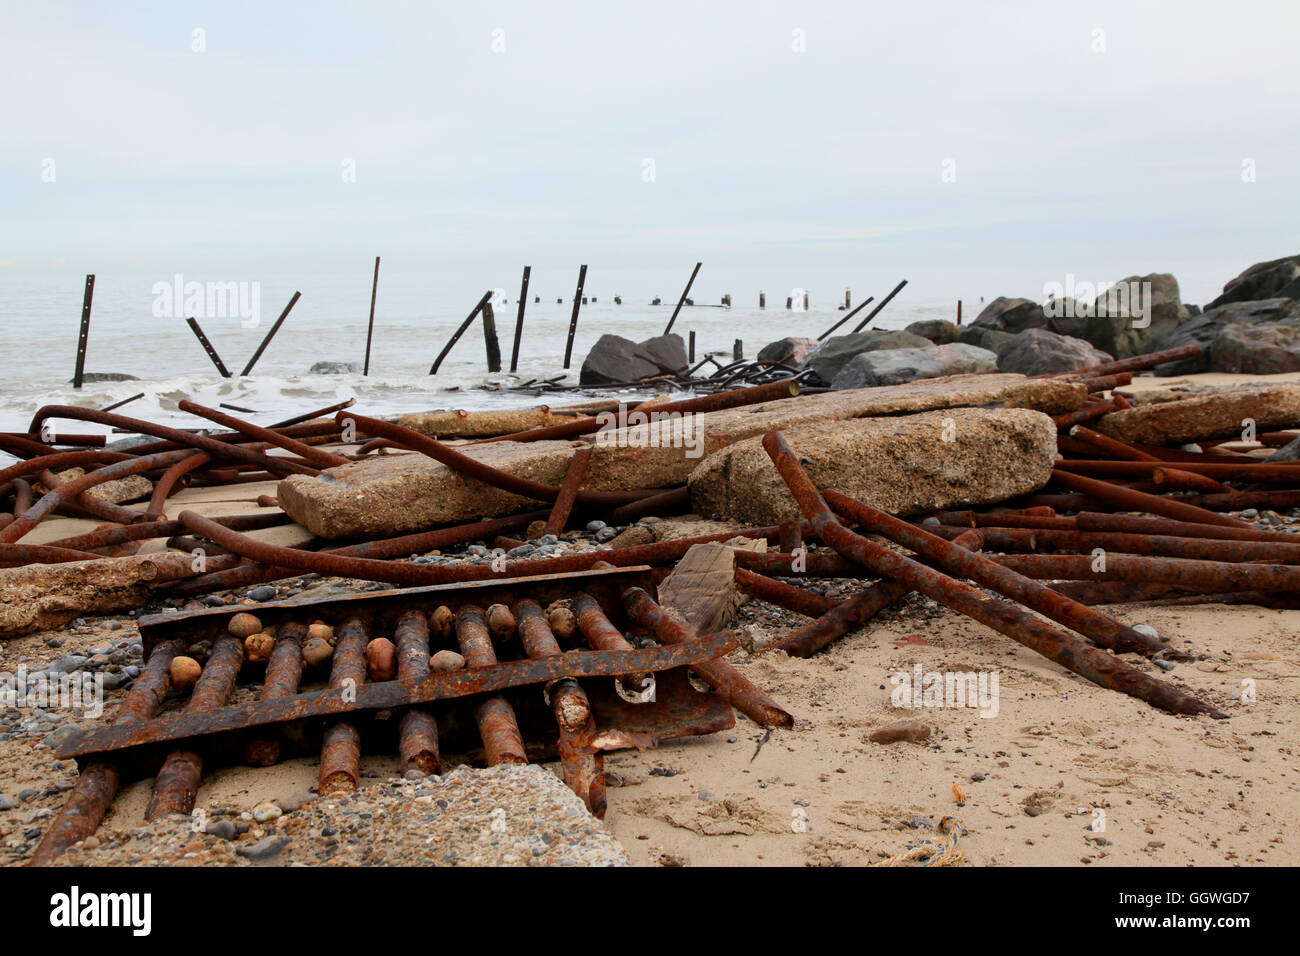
[0,795,14,811]
[170,656,202,692]
[430,650,466,672]
[227,613,263,638]
[365,638,397,681]
[278,792,313,813]
[585,520,607,533]
[247,586,279,602]
[19,789,38,802]
[252,802,283,823]
[302,637,334,668]
[595,527,618,543]
[205,820,238,841]
[236,835,291,862]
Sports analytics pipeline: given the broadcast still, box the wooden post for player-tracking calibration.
[759,292,766,308]
[509,265,531,372]
[689,330,696,363]
[844,289,851,309]
[803,291,809,310]
[72,274,94,389]
[363,256,380,376]
[482,300,502,372]
[431,291,492,374]
[851,279,909,333]
[663,261,701,335]
[817,295,874,339]
[241,291,302,376]
[733,339,744,360]
[957,299,963,325]
[563,264,587,369]
[186,317,232,377]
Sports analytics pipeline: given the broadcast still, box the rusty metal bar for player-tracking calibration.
[1068,425,1160,461]
[146,452,211,518]
[72,274,95,389]
[543,445,592,536]
[185,316,232,378]
[563,264,588,368]
[320,616,367,796]
[395,609,441,776]
[826,491,1173,658]
[601,486,691,525]
[851,279,908,332]
[243,622,306,766]
[31,639,182,864]
[457,605,527,765]
[620,586,794,727]
[509,266,531,373]
[1059,459,1300,484]
[144,635,245,820]
[179,400,349,469]
[1053,401,1117,430]
[430,291,493,375]
[363,256,380,376]
[992,552,1300,592]
[761,430,1222,717]
[734,567,836,617]
[1049,468,1255,530]
[1049,344,1202,379]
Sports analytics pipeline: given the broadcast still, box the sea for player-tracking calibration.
[0,267,971,450]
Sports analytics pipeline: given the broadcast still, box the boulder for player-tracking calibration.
[310,361,361,375]
[1097,385,1300,445]
[757,337,820,366]
[1043,299,1090,339]
[579,334,663,385]
[830,343,998,389]
[904,320,960,344]
[280,374,1088,537]
[1152,298,1299,375]
[995,329,1112,376]
[971,297,1048,333]
[1206,255,1300,309]
[1210,322,1300,374]
[1082,273,1190,359]
[637,333,689,375]
[803,330,932,384]
[688,407,1058,524]
[957,325,1017,355]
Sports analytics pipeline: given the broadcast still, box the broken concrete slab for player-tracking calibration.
[657,539,766,635]
[1097,384,1300,445]
[279,375,1087,538]
[0,556,172,639]
[38,468,152,504]
[687,407,1058,525]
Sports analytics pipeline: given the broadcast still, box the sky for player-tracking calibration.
[2,0,1298,305]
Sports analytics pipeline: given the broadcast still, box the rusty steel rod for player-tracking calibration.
[762,431,1222,717]
[826,492,1174,658]
[244,622,307,766]
[179,400,349,469]
[31,640,182,864]
[620,586,794,727]
[241,290,302,376]
[544,445,592,536]
[395,609,441,776]
[319,617,368,796]
[1049,468,1256,529]
[144,634,245,820]
[457,605,528,765]
[1068,425,1160,461]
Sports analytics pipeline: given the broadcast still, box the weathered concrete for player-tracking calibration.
[398,407,583,438]
[0,556,169,639]
[278,375,1087,538]
[39,468,152,504]
[1098,384,1300,445]
[687,407,1059,525]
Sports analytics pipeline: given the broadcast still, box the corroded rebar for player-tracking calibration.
[244,622,306,766]
[543,445,592,536]
[319,617,368,796]
[457,605,527,766]
[395,609,440,776]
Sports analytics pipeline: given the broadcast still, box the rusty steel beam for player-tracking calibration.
[544,445,592,536]
[395,609,441,776]
[826,491,1174,658]
[620,586,794,727]
[144,634,245,820]
[761,430,1223,717]
[244,622,306,767]
[457,604,527,766]
[179,400,349,469]
[31,639,182,865]
[320,617,368,796]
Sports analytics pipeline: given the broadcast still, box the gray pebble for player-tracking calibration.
[247,585,278,602]
[19,789,38,802]
[205,820,238,841]
[236,835,291,862]
[595,527,617,543]
[585,520,606,533]
[0,795,14,811]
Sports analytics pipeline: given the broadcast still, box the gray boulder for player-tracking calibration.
[1207,255,1300,309]
[310,361,361,375]
[830,343,998,389]
[804,330,932,384]
[957,325,1017,355]
[757,337,820,366]
[904,320,960,344]
[1083,273,1190,359]
[579,334,663,385]
[996,329,1112,376]
[1152,298,1298,375]
[1043,298,1090,339]
[637,333,688,375]
[971,297,1048,333]
[1210,322,1300,374]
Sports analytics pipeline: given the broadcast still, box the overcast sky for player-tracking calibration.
[2,0,1297,303]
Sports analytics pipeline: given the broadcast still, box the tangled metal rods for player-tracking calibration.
[35,565,792,863]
